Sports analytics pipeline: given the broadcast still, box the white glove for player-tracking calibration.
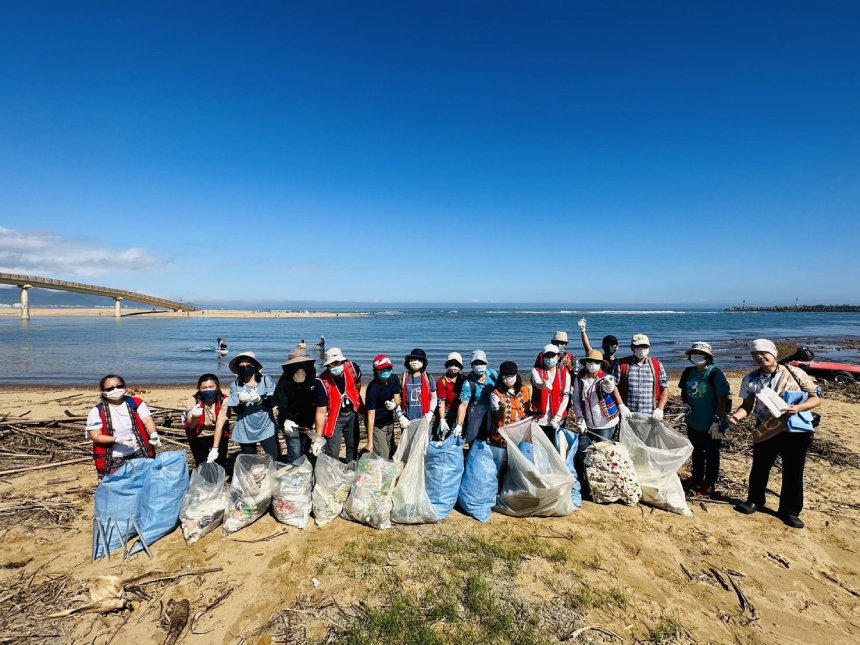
[708,421,724,441]
[114,437,137,449]
[423,411,434,422]
[399,414,411,430]
[576,419,587,435]
[550,416,562,430]
[383,399,397,411]
[578,317,587,331]
[149,432,162,447]
[600,375,616,393]
[237,391,251,403]
[651,408,664,421]
[206,447,219,463]
[438,418,450,434]
[283,419,298,435]
[452,424,463,438]
[248,390,262,404]
[189,404,204,418]
[618,404,632,419]
[310,434,325,456]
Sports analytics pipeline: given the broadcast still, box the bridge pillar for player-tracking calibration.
[19,285,31,320]
[114,297,123,318]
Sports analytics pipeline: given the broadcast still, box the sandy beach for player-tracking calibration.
[0,376,857,644]
[0,307,363,319]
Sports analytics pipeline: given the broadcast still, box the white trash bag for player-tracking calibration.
[272,457,314,529]
[619,413,693,516]
[342,453,403,530]
[391,417,439,524]
[495,418,574,517]
[181,462,227,545]
[312,453,357,528]
[584,441,641,505]
[223,454,275,535]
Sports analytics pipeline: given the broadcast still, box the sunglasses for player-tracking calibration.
[101,385,124,392]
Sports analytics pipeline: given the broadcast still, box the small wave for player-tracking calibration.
[583,310,687,315]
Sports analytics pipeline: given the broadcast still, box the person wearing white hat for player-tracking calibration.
[611,334,668,418]
[456,350,499,444]
[313,347,364,461]
[728,339,821,529]
[533,331,575,374]
[213,352,279,461]
[436,352,465,438]
[678,342,730,498]
[531,344,571,441]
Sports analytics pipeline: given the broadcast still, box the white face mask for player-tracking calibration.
[634,347,650,359]
[585,362,600,374]
[690,355,708,366]
[502,375,516,387]
[408,360,423,371]
[103,387,126,401]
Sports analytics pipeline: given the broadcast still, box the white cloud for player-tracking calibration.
[0,227,168,276]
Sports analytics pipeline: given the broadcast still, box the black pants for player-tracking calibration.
[747,432,812,516]
[575,425,616,497]
[324,409,359,463]
[687,429,721,486]
[239,435,281,461]
[188,434,230,468]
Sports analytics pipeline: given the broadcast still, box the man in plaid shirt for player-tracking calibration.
[612,334,669,419]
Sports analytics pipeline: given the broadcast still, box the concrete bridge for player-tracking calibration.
[0,272,198,319]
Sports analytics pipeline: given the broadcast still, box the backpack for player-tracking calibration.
[679,366,732,414]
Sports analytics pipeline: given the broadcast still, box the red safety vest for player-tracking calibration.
[92,397,155,479]
[319,362,365,438]
[531,368,570,419]
[618,357,665,409]
[401,373,432,416]
[183,393,229,440]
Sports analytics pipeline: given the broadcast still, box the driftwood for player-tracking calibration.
[232,530,288,544]
[191,589,233,635]
[47,597,127,618]
[126,568,223,587]
[163,598,190,645]
[7,426,90,453]
[0,457,91,477]
[727,572,756,617]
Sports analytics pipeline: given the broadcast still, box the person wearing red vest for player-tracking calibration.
[85,374,160,480]
[611,334,668,418]
[313,347,364,462]
[399,348,437,429]
[183,373,230,467]
[531,344,572,441]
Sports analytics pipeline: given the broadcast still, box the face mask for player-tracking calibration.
[544,357,558,368]
[472,364,487,375]
[446,366,461,376]
[605,345,618,355]
[585,362,600,374]
[102,387,126,401]
[238,365,255,379]
[329,365,345,377]
[634,348,650,359]
[200,389,218,401]
[690,355,707,366]
[408,360,423,371]
[378,369,392,381]
[502,375,516,387]
[292,369,306,383]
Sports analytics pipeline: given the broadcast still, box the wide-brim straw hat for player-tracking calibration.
[684,342,714,358]
[579,349,609,370]
[229,351,263,374]
[282,348,315,367]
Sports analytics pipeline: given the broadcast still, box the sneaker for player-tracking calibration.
[734,501,758,515]
[781,514,804,529]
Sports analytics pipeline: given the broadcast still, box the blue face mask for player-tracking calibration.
[472,364,487,375]
[377,369,392,381]
[544,357,558,368]
[330,365,345,377]
[238,365,255,379]
[199,389,218,401]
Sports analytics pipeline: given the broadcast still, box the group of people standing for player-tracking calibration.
[85,321,823,529]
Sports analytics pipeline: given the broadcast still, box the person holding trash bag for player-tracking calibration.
[571,350,626,499]
[436,352,465,438]
[456,350,499,444]
[183,373,230,467]
[490,361,531,447]
[578,318,619,374]
[274,348,318,463]
[531,344,571,442]
[678,342,730,498]
[364,354,402,458]
[213,352,279,461]
[728,339,821,529]
[86,374,161,480]
[612,334,668,418]
[399,348,437,430]
[313,347,364,462]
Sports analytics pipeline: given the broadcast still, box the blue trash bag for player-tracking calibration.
[425,435,464,519]
[94,458,152,558]
[488,443,507,491]
[130,451,190,555]
[457,441,500,523]
[555,428,582,509]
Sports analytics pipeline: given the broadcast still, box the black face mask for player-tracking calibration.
[238,365,256,379]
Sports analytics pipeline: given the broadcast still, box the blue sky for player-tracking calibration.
[1,1,858,306]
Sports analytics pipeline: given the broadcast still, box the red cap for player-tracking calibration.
[372,354,393,370]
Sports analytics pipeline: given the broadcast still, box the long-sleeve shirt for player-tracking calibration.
[572,376,616,430]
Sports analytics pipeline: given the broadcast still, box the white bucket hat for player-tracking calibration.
[229,351,263,374]
[445,352,464,368]
[323,347,347,366]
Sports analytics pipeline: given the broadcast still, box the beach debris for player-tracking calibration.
[342,453,402,530]
[223,455,274,535]
[312,453,356,527]
[272,457,314,529]
[583,441,641,505]
[48,576,128,618]
[727,571,757,618]
[191,588,233,635]
[162,598,190,645]
[181,462,227,544]
[766,552,791,568]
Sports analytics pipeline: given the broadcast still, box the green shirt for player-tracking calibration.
[682,366,730,432]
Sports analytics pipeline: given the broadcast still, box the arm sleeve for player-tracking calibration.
[314,379,329,408]
[227,382,240,407]
[428,376,437,410]
[364,382,379,410]
[136,401,152,419]
[739,375,753,400]
[571,379,585,418]
[531,368,544,388]
[715,369,730,397]
[657,361,669,389]
[85,407,102,435]
[612,362,621,383]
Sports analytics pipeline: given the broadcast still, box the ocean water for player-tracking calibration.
[1,308,858,386]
